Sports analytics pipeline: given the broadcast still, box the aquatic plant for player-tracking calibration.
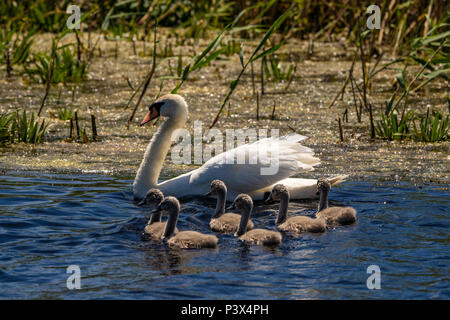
[0,111,48,144]
[0,1,66,33]
[345,10,449,142]
[15,110,49,144]
[0,113,16,145]
[263,54,295,82]
[1,0,446,50]
[374,13,449,117]
[376,107,449,143]
[26,0,67,33]
[222,39,240,57]
[24,44,87,85]
[375,111,414,141]
[57,107,74,121]
[0,27,34,75]
[407,13,450,93]
[413,108,449,142]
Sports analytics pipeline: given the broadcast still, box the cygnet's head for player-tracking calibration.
[138,188,164,206]
[206,179,227,196]
[316,178,331,195]
[266,184,289,203]
[140,94,188,126]
[156,196,180,213]
[229,194,253,212]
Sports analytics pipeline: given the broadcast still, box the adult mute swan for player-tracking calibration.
[133,94,347,202]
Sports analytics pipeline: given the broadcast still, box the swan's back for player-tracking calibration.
[189,133,320,196]
[168,231,218,249]
[278,216,326,233]
[210,213,254,233]
[239,229,282,246]
[316,207,357,226]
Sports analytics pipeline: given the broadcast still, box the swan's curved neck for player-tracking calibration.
[318,189,329,212]
[213,189,226,218]
[236,204,252,236]
[276,193,289,224]
[163,207,179,238]
[133,116,186,201]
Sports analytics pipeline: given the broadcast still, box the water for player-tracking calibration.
[0,172,448,299]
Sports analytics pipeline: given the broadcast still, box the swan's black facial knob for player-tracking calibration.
[140,101,165,126]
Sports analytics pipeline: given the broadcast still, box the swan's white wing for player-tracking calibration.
[189,133,320,193]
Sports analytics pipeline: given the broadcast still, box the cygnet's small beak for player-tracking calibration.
[264,193,274,205]
[204,191,212,197]
[226,203,236,211]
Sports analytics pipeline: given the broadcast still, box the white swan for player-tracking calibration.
[133,94,348,202]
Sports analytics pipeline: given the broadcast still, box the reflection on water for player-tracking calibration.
[0,172,448,299]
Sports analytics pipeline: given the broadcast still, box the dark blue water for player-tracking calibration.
[0,172,448,299]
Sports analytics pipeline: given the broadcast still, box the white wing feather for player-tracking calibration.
[189,133,320,194]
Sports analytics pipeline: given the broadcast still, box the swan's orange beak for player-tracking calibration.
[140,107,159,126]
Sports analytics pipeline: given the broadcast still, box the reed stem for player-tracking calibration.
[75,111,80,141]
[91,114,97,141]
[338,118,344,142]
[256,92,260,121]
